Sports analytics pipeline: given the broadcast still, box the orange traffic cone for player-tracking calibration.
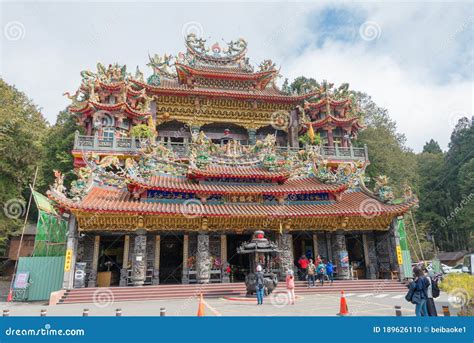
[6,289,13,303]
[197,293,205,317]
[337,290,350,316]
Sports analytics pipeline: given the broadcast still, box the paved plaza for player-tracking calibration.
[1,291,454,317]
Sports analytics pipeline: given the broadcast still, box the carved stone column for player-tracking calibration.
[312,233,319,259]
[152,235,160,285]
[119,235,130,286]
[288,109,300,148]
[62,215,77,290]
[131,230,147,286]
[220,234,230,283]
[196,234,211,284]
[247,129,256,145]
[279,233,294,278]
[88,235,100,287]
[363,232,377,279]
[333,230,350,279]
[182,234,189,284]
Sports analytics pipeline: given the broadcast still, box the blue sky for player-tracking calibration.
[1,1,472,152]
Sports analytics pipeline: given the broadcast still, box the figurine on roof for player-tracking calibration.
[147,53,176,79]
[52,170,67,195]
[374,175,395,203]
[258,59,277,72]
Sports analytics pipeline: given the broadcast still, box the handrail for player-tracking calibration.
[73,132,368,161]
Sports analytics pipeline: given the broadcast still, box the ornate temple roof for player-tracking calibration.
[47,132,417,232]
[128,174,346,195]
[130,78,305,103]
[307,115,364,130]
[48,186,414,219]
[142,34,310,102]
[187,165,291,183]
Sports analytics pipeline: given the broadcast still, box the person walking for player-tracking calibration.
[255,265,265,305]
[424,269,439,316]
[306,259,316,288]
[316,261,326,286]
[298,255,309,281]
[326,260,334,285]
[286,270,296,305]
[406,267,429,316]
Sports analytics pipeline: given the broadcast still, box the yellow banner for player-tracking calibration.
[64,249,73,271]
[396,245,403,265]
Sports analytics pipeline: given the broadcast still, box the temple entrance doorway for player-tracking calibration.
[159,235,183,284]
[293,232,315,262]
[345,233,367,279]
[226,234,251,282]
[97,235,124,287]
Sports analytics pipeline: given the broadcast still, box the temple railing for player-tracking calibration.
[73,132,368,161]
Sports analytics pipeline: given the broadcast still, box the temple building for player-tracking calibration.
[49,34,417,288]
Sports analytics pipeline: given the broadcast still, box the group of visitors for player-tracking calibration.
[255,256,334,305]
[298,255,334,288]
[405,266,440,316]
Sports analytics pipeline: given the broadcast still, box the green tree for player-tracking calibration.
[39,110,82,191]
[422,139,442,154]
[352,92,417,194]
[0,79,48,250]
[415,144,445,253]
[288,76,320,95]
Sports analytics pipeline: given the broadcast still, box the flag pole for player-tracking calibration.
[7,166,39,302]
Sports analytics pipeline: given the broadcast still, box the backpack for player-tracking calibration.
[431,278,440,298]
[405,281,415,303]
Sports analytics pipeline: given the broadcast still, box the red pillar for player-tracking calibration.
[327,128,334,147]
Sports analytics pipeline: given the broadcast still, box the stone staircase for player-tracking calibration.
[58,279,407,304]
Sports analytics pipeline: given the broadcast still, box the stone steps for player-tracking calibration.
[59,279,407,304]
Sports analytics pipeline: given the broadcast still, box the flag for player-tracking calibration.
[32,190,57,215]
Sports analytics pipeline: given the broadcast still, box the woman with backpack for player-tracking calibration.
[424,269,439,316]
[406,267,429,316]
[255,265,265,305]
[316,261,326,286]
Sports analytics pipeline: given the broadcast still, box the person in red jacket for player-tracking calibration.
[286,270,296,305]
[298,255,309,281]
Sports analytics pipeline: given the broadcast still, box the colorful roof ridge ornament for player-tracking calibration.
[358,174,418,206]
